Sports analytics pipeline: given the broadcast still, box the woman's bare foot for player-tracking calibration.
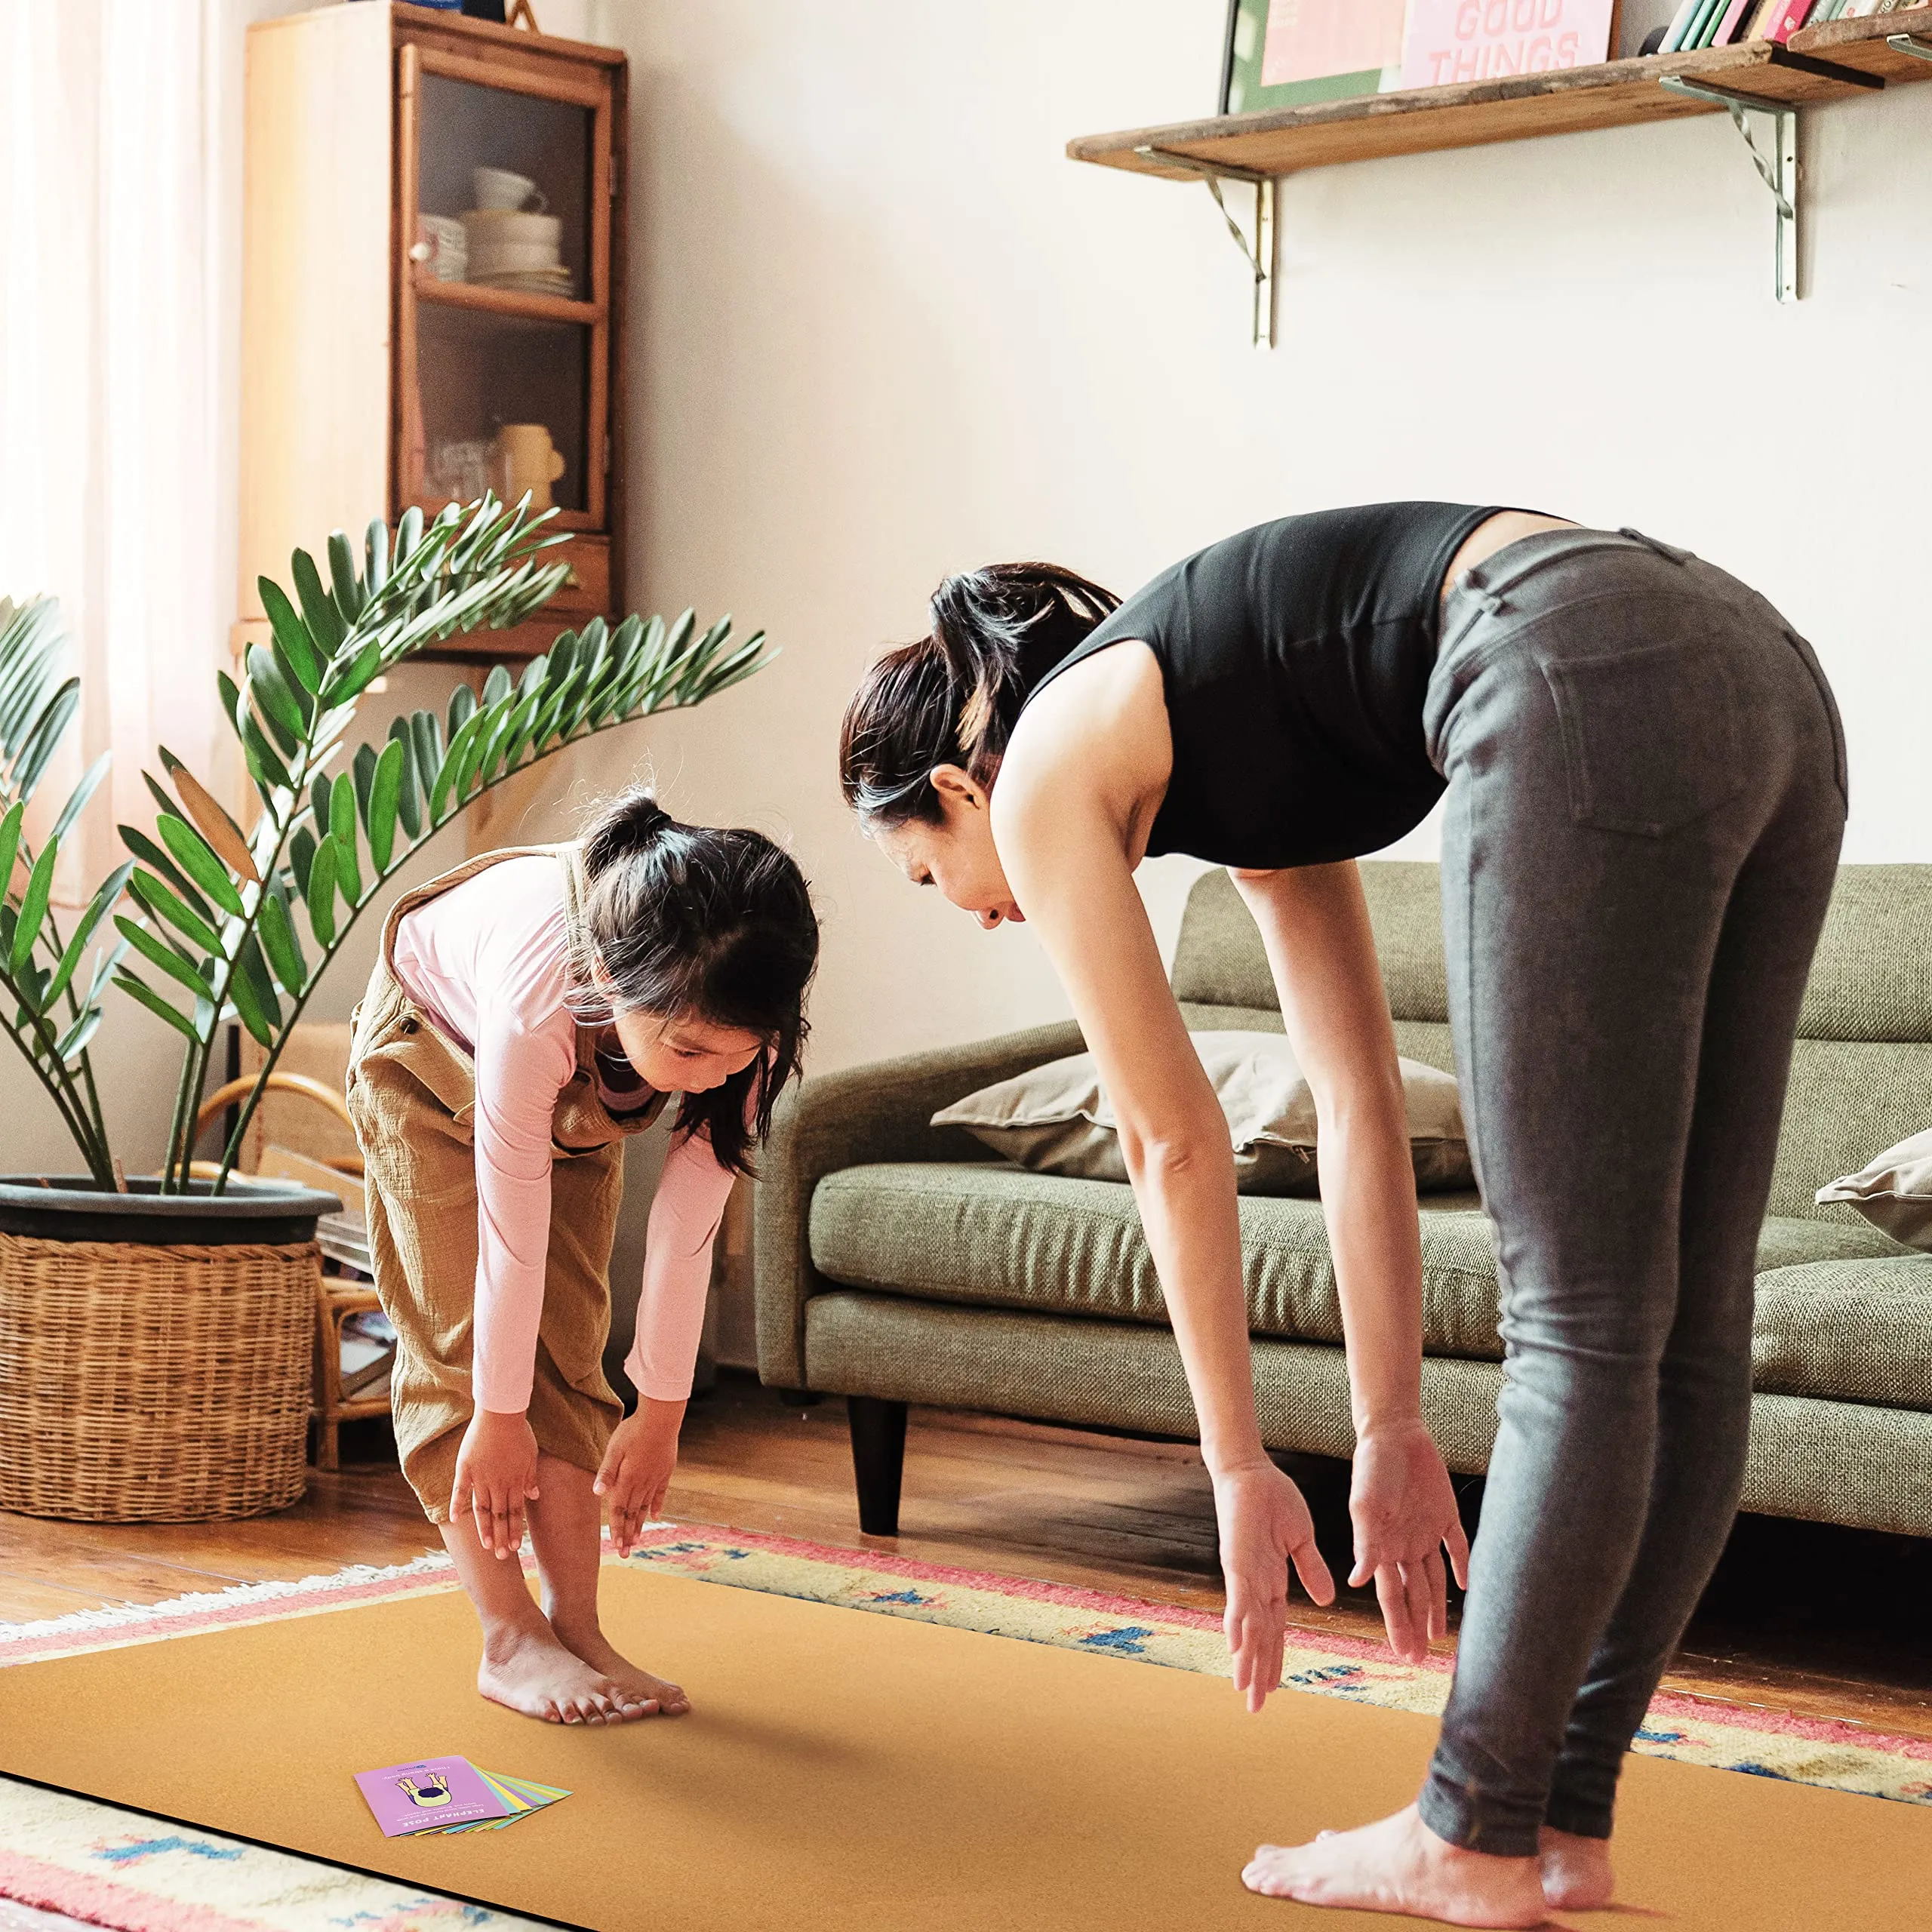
[550,1615,691,1717]
[1539,1826,1614,1912]
[1243,1805,1549,1928]
[477,1623,660,1724]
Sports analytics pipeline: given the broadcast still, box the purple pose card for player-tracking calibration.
[354,1756,512,1836]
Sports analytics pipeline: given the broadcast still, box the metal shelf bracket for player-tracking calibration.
[1657,50,1880,305]
[1659,75,1801,302]
[1134,145,1277,349]
[1889,34,1932,63]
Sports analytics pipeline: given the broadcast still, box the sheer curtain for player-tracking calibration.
[0,0,230,901]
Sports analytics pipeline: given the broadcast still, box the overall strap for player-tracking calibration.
[376,840,577,979]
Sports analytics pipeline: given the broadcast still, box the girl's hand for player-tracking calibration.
[1212,1460,1337,1714]
[452,1410,540,1560]
[1348,1417,1472,1665]
[595,1397,686,1556]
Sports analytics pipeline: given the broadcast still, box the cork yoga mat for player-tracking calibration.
[0,1561,1925,1932]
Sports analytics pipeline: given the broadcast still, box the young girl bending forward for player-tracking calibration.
[346,792,817,1725]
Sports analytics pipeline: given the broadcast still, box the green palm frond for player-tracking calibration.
[0,596,127,1184]
[112,495,774,1190]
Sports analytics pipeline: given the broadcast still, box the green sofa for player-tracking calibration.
[755,864,1932,1540]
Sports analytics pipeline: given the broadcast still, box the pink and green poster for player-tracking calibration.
[1398,0,1619,89]
[1260,0,1410,87]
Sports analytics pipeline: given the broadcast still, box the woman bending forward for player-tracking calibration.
[838,506,1844,1927]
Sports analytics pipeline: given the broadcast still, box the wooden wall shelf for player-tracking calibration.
[1067,9,1932,331]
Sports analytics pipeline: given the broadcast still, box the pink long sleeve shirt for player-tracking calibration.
[389,854,734,1414]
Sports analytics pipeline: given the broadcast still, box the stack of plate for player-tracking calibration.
[460,210,574,297]
[477,265,575,297]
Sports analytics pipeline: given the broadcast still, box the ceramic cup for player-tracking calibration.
[489,423,567,512]
[472,166,543,212]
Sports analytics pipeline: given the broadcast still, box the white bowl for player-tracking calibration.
[468,246,563,276]
[462,209,560,248]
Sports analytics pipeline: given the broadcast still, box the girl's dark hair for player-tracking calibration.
[576,789,818,1176]
[839,561,1118,827]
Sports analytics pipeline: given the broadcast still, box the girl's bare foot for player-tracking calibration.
[477,1623,660,1724]
[1539,1826,1614,1912]
[1243,1805,1549,1928]
[550,1615,691,1716]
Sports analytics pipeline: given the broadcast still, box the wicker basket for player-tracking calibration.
[0,1226,319,1522]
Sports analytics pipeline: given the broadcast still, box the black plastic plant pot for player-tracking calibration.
[0,1174,342,1247]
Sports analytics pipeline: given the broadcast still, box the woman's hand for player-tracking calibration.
[451,1410,540,1560]
[1348,1417,1471,1664]
[1213,1460,1337,1714]
[594,1397,685,1556]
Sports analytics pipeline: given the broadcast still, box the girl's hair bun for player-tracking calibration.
[583,786,672,869]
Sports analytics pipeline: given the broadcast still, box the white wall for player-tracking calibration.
[10,0,1927,1211]
[513,0,1932,1087]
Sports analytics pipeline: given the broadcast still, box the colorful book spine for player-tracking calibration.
[1756,0,1818,38]
[1661,0,1708,50]
[1690,0,1734,43]
[1712,0,1758,40]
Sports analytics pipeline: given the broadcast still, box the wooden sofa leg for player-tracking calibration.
[847,1395,908,1537]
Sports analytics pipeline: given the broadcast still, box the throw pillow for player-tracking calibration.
[1816,1128,1932,1251]
[932,1031,1472,1196]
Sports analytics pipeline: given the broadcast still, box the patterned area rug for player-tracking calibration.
[0,1524,1925,1930]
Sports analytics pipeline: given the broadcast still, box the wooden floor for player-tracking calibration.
[2,1372,1928,1749]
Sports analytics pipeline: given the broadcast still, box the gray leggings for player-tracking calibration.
[1415,528,1846,1857]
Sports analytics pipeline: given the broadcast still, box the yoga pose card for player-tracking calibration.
[354,1757,512,1836]
[441,1768,574,1834]
[354,1758,571,1837]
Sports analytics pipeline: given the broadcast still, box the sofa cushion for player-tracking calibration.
[810,1168,1911,1380]
[1171,863,1448,1023]
[1814,1127,1932,1251]
[931,1034,1472,1195]
[1752,1215,1904,1272]
[1168,864,1932,1226]
[1752,1256,1932,1412]
[811,1163,1506,1358]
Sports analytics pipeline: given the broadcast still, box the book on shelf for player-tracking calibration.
[339,1308,395,1401]
[319,1210,371,1276]
[1662,0,1708,48]
[1755,0,1820,38]
[1686,0,1734,44]
[1709,0,1760,42]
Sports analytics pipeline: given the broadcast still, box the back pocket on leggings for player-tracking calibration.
[1540,635,1744,837]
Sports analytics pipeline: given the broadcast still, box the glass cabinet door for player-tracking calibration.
[396,45,612,533]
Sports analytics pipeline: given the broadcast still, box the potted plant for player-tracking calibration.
[0,497,770,1523]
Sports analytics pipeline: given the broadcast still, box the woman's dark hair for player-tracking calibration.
[575,789,818,1176]
[839,562,1118,828]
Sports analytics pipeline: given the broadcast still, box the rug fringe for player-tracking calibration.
[0,1552,457,1647]
[0,1521,688,1649]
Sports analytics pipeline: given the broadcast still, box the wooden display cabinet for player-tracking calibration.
[237,2,626,663]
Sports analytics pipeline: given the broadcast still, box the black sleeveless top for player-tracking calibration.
[1023,503,1500,870]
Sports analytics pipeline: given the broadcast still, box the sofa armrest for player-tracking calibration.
[752,1020,1086,1389]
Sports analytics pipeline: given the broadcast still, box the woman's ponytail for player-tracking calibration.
[840,561,1118,829]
